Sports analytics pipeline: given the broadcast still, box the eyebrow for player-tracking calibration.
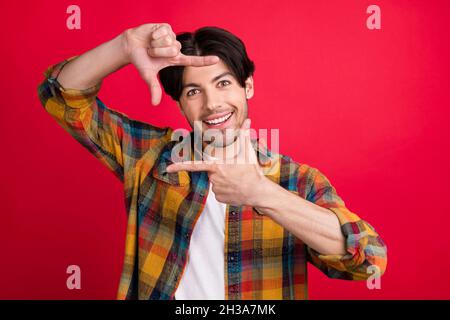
[182,72,234,91]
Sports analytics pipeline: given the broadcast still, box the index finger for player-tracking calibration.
[174,54,220,67]
[166,161,216,173]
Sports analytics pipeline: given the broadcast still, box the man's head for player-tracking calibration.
[159,26,255,148]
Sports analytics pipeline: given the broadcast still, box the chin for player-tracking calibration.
[203,129,238,148]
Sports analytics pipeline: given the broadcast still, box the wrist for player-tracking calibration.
[251,176,294,218]
[250,176,278,208]
[115,31,132,66]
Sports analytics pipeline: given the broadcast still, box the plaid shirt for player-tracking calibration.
[37,57,387,300]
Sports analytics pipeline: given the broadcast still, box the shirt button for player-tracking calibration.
[229,256,235,261]
[230,211,236,215]
[184,232,189,239]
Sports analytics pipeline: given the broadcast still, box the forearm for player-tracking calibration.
[57,32,129,90]
[253,179,346,255]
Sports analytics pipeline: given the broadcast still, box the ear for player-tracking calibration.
[176,101,185,116]
[244,76,254,100]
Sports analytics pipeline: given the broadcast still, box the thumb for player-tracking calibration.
[239,118,251,144]
[148,74,162,106]
[241,118,251,131]
[131,47,163,106]
[238,118,257,164]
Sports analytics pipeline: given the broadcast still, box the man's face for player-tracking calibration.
[177,59,254,148]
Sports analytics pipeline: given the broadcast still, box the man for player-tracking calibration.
[37,23,387,300]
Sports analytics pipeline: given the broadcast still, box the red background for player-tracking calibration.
[1,0,449,299]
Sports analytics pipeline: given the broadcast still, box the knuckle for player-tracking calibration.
[160,24,171,34]
[151,30,160,40]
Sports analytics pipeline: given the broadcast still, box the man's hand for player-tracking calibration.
[166,119,269,206]
[122,23,220,106]
[56,23,219,100]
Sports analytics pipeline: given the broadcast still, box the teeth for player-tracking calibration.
[204,112,232,125]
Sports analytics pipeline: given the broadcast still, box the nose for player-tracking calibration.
[203,88,222,111]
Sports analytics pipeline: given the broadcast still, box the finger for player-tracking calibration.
[238,118,258,164]
[148,46,179,58]
[151,23,173,40]
[150,34,176,48]
[132,47,162,106]
[166,161,216,173]
[241,117,251,131]
[174,54,220,67]
[238,118,251,145]
[148,73,162,106]
[236,118,250,162]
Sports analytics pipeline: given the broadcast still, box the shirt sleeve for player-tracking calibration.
[37,56,171,182]
[301,165,388,280]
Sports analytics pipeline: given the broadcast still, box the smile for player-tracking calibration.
[203,112,233,126]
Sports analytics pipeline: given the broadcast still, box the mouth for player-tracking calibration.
[202,111,234,128]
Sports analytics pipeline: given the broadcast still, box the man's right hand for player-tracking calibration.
[122,23,219,106]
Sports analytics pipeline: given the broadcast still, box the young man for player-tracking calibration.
[37,23,387,300]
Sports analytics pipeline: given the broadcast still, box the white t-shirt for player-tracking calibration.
[174,182,227,299]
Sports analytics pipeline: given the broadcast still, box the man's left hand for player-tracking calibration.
[166,119,268,206]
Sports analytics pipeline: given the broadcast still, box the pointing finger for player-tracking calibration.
[166,161,216,173]
[174,54,220,67]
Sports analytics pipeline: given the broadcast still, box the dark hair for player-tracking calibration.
[159,26,255,101]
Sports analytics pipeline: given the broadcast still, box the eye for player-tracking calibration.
[218,80,231,87]
[187,88,200,97]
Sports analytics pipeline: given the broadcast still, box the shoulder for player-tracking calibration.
[268,150,323,195]
[272,150,320,180]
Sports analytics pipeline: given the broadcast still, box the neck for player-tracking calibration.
[201,138,241,161]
